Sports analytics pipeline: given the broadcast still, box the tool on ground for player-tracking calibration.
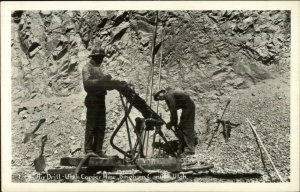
[246,118,284,182]
[23,118,46,143]
[207,100,231,149]
[218,119,240,143]
[34,135,47,172]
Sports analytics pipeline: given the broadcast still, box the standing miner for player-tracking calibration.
[154,88,198,156]
[82,43,125,156]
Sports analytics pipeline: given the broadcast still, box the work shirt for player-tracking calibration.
[164,90,195,126]
[82,61,115,95]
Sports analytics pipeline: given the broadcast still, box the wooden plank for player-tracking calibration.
[135,158,182,172]
[60,157,124,167]
[60,157,87,166]
[89,157,124,166]
[60,157,181,171]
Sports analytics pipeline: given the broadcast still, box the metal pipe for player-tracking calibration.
[120,95,133,152]
[149,10,159,108]
[156,27,164,113]
[145,131,150,157]
[246,118,284,182]
[110,97,134,158]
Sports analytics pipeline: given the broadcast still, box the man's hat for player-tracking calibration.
[89,45,106,57]
[153,90,166,101]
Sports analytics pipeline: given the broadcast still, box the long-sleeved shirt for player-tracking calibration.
[82,62,118,95]
[164,90,194,126]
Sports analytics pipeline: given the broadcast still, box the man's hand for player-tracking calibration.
[166,122,173,130]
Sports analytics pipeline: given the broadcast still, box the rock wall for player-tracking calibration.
[11,10,290,101]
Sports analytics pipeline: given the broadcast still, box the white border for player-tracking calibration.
[1,1,299,192]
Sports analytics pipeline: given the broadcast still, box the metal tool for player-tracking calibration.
[34,135,47,172]
[23,118,46,143]
[207,100,231,149]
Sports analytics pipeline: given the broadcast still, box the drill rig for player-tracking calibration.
[47,83,214,180]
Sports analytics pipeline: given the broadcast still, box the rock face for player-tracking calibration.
[11,10,290,182]
[11,10,290,101]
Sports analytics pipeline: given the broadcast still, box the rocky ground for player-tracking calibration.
[11,10,290,183]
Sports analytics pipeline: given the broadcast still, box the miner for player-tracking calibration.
[82,43,125,156]
[154,88,198,156]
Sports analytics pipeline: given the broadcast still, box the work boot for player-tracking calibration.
[85,150,100,158]
[96,151,119,159]
[85,149,95,154]
[96,150,107,157]
[177,142,185,154]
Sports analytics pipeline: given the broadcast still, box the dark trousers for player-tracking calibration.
[177,101,197,153]
[84,94,106,154]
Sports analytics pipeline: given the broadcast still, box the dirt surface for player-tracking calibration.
[11,10,290,183]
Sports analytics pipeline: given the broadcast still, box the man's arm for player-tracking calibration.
[165,93,178,127]
[82,66,126,92]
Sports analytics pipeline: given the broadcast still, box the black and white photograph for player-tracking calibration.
[1,1,299,191]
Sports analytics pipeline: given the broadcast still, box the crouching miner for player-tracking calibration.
[154,88,198,157]
[82,43,125,157]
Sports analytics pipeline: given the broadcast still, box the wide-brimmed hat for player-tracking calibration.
[153,90,166,101]
[89,46,106,57]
